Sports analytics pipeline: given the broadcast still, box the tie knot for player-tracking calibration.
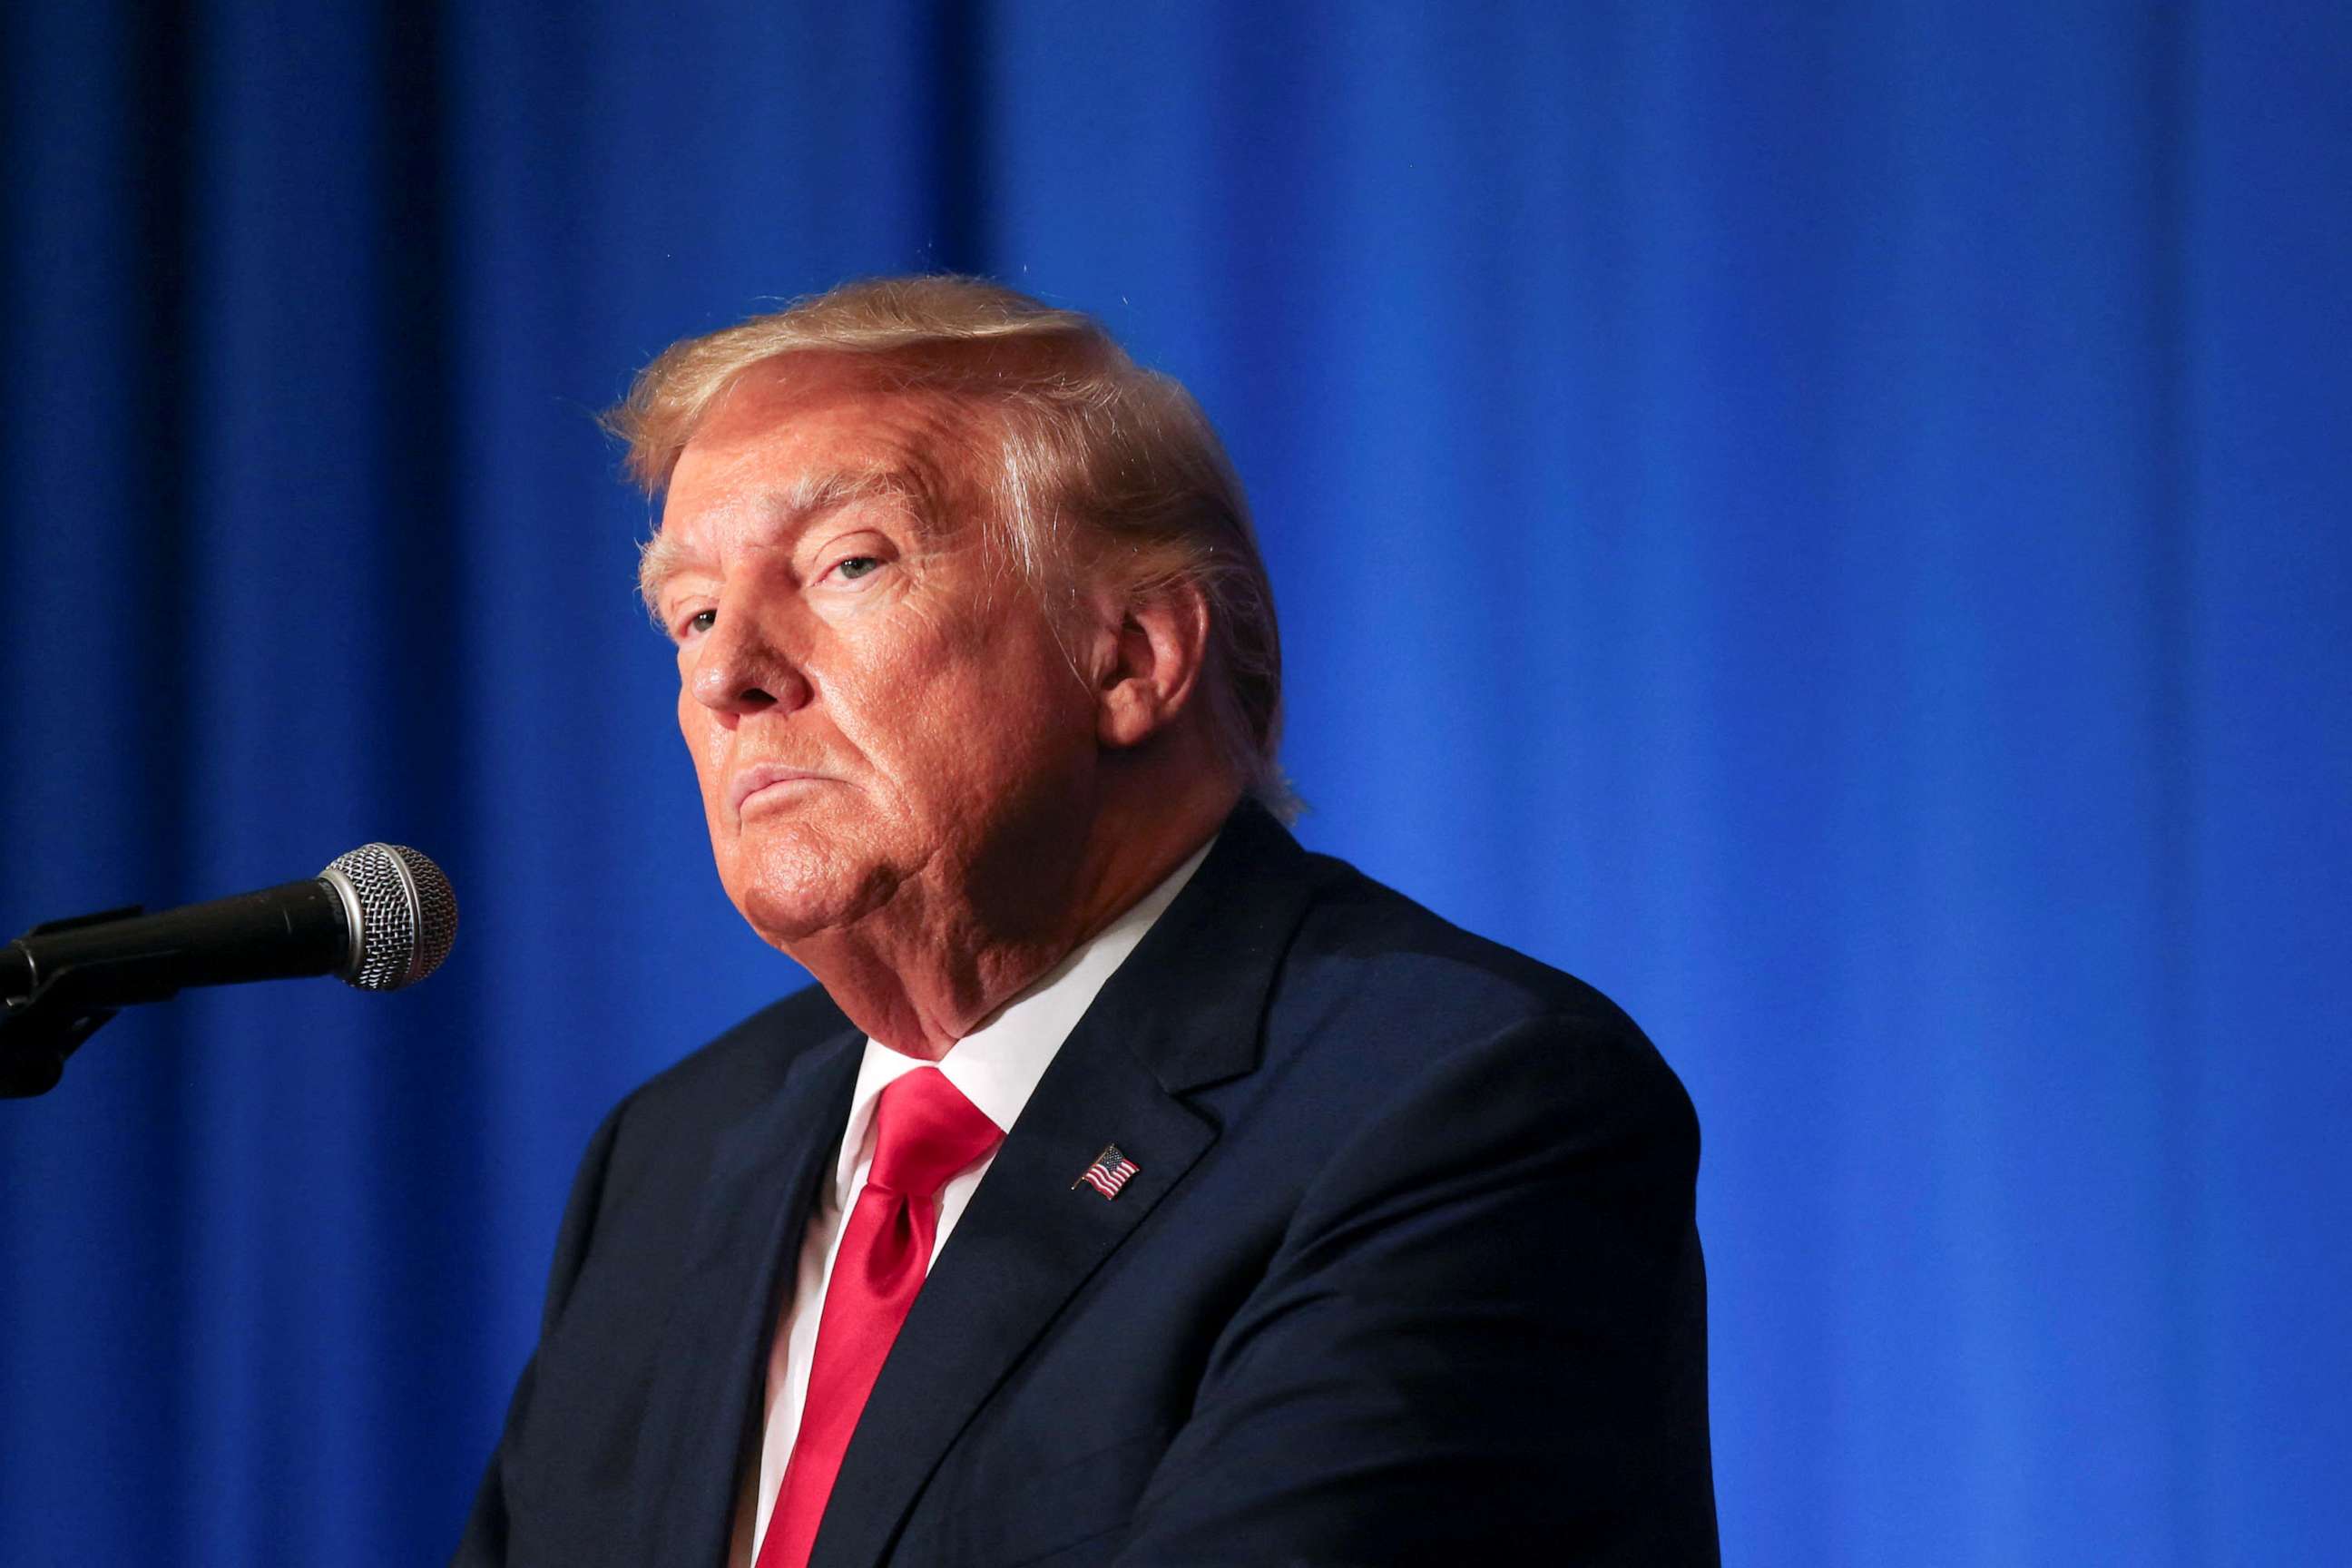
[867,1066,1002,1200]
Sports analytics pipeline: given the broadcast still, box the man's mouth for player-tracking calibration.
[729,763,832,818]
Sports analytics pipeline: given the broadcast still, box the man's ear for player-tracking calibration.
[1095,576,1212,750]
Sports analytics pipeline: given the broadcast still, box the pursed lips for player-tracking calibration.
[729,762,832,819]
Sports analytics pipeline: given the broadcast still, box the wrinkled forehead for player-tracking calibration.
[678,358,1016,534]
[679,351,987,497]
[642,353,1015,603]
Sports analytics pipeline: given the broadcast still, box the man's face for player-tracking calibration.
[649,353,1102,952]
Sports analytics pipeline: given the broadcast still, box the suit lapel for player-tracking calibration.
[638,1024,865,1564]
[807,805,1319,1568]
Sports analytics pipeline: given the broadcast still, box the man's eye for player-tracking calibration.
[682,608,716,636]
[835,556,881,582]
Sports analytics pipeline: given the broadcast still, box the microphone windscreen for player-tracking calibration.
[319,844,458,991]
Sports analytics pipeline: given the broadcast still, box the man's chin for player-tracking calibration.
[724,845,897,951]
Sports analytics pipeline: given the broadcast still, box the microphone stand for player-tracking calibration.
[0,906,143,1098]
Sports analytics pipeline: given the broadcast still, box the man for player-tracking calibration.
[456,277,1718,1566]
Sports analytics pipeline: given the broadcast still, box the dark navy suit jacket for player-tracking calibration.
[455,806,1719,1565]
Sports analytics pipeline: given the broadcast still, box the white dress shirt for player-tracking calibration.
[732,838,1214,1565]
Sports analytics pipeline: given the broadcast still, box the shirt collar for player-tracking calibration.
[830,835,1218,1200]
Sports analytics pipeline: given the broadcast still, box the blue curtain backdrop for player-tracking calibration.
[3,3,2346,1563]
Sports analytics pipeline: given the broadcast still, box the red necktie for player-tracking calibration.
[755,1066,1004,1568]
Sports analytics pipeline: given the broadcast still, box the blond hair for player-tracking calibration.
[608,276,1296,821]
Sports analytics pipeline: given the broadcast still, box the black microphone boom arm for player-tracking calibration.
[0,904,145,1098]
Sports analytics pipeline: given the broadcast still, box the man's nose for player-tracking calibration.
[687,612,811,719]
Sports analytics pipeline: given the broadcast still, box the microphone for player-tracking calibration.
[2,844,458,1013]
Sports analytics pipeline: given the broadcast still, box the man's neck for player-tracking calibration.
[786,779,1240,1060]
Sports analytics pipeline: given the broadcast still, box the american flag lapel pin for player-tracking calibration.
[1073,1142,1140,1200]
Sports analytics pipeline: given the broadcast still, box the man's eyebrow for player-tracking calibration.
[637,531,697,622]
[636,465,934,622]
[781,465,932,519]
